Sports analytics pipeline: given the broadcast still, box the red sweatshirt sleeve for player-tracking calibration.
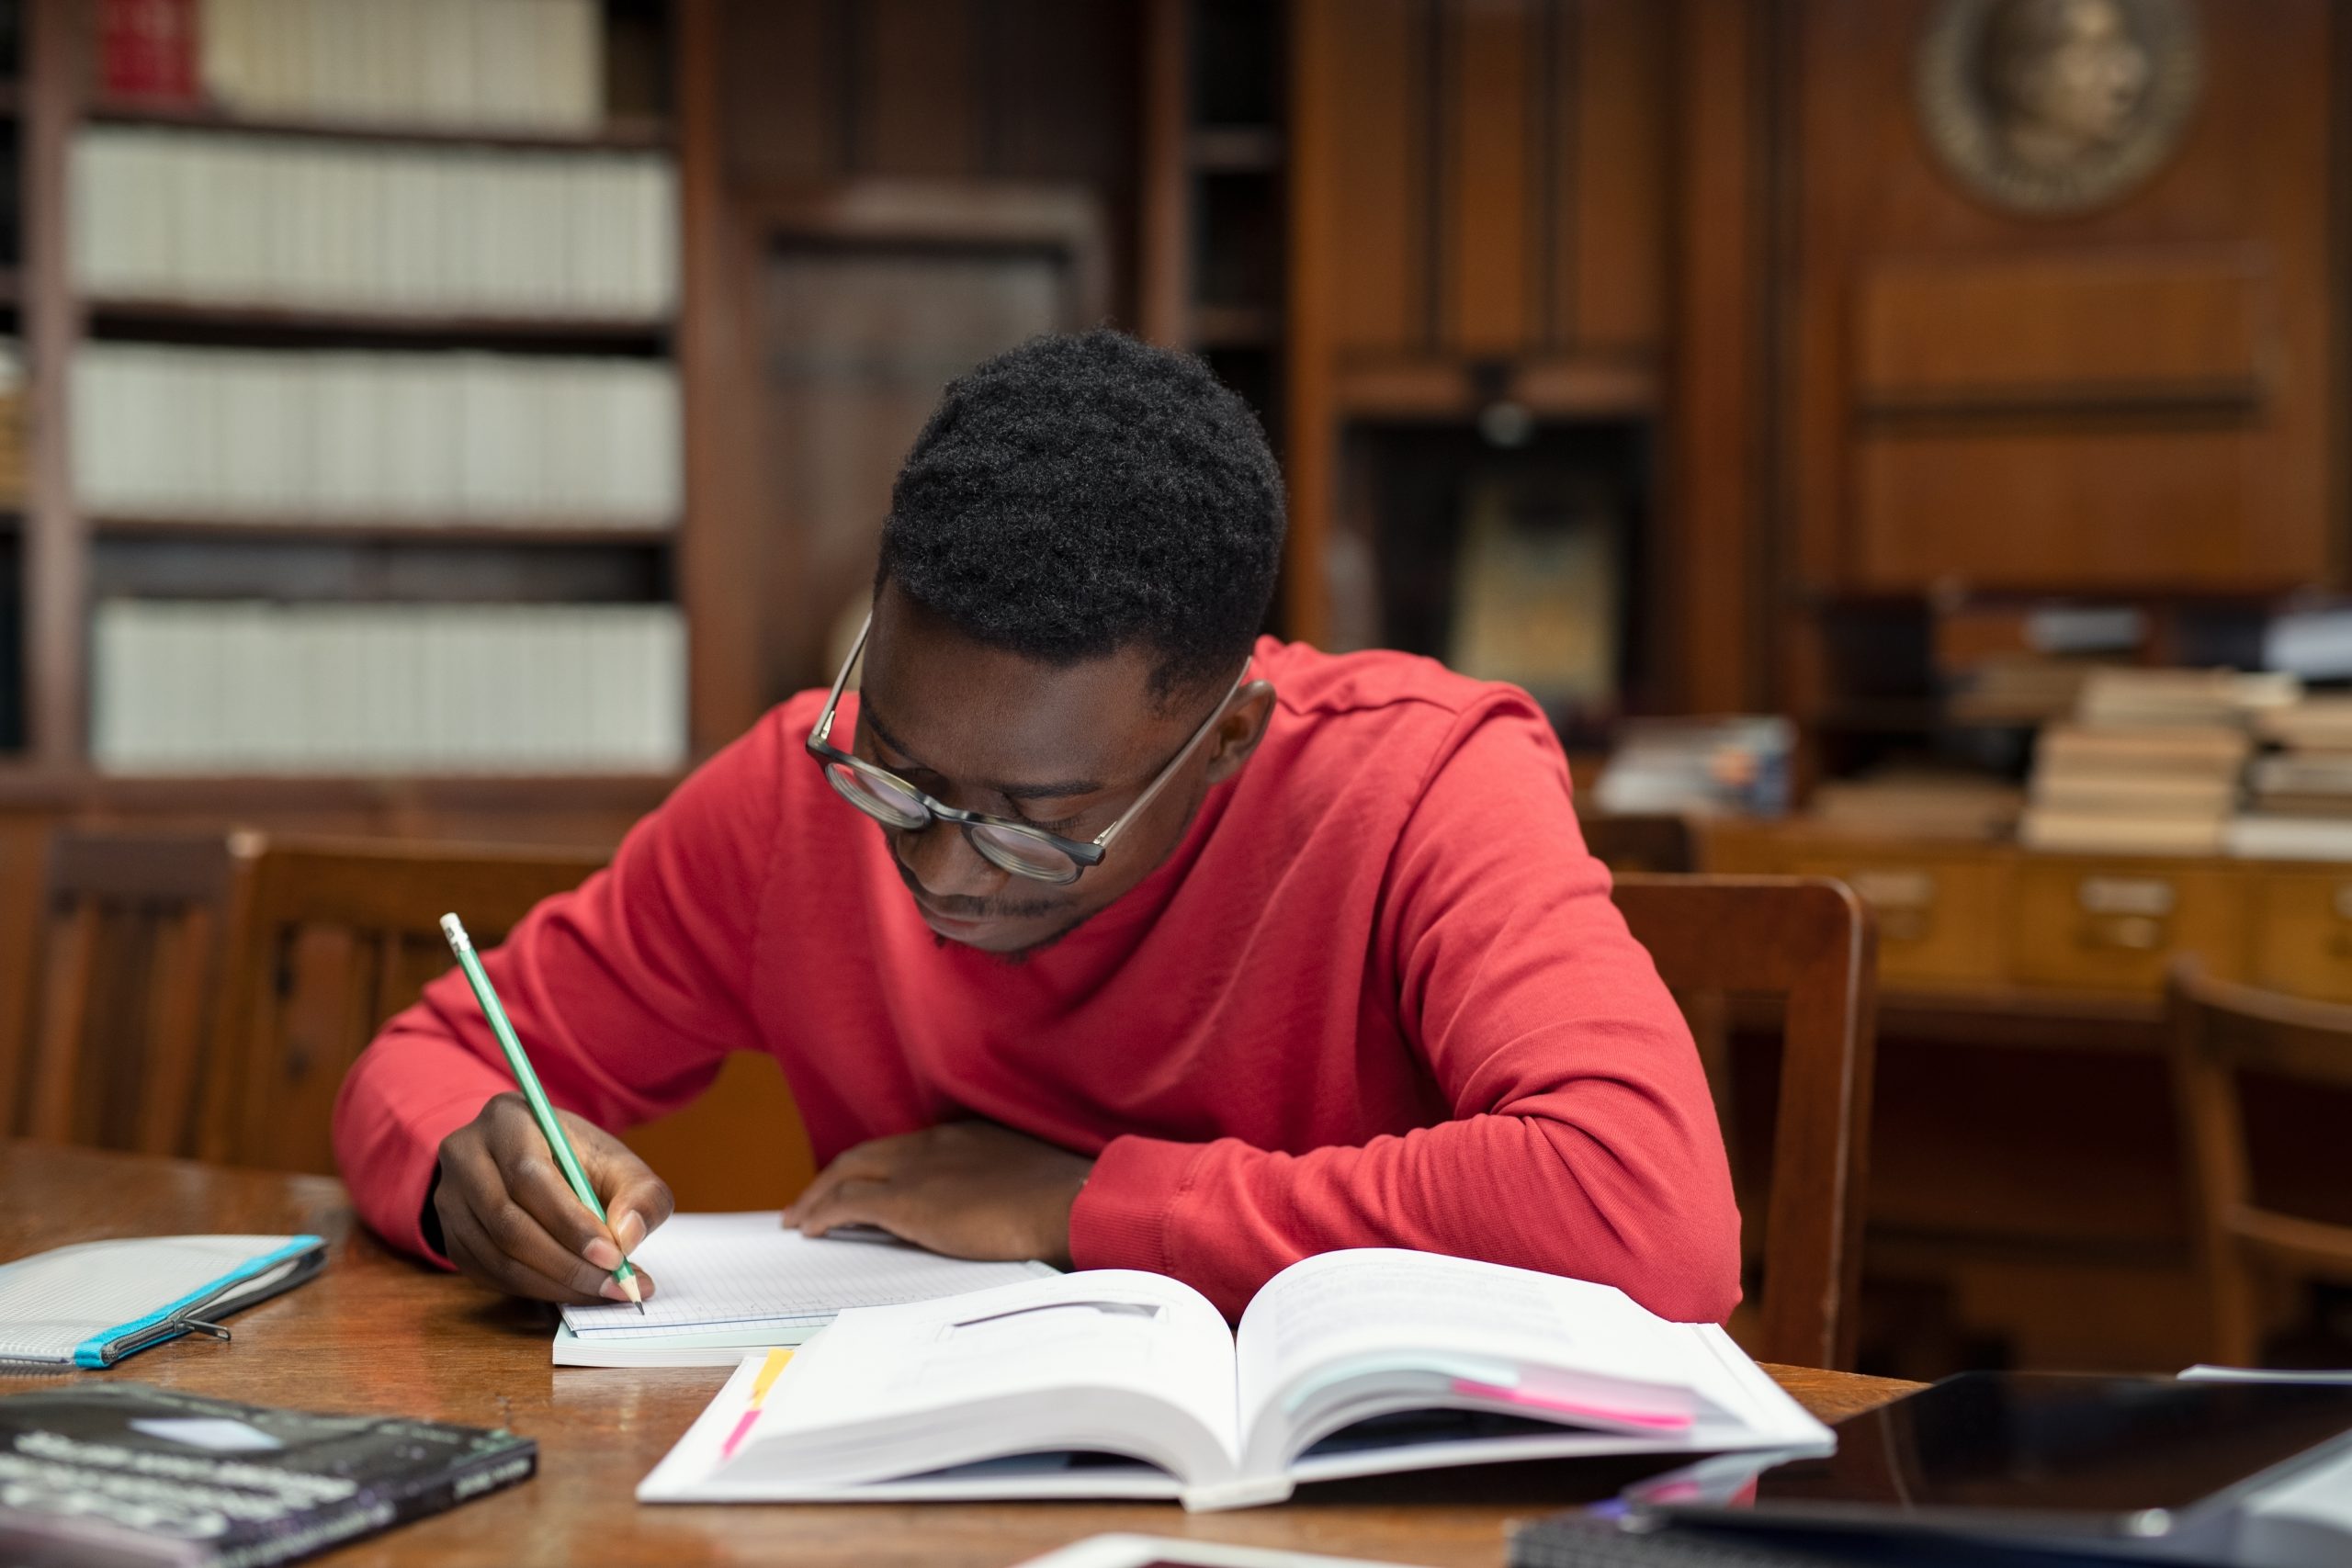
[331,715,785,1261]
[1069,696,1743,1323]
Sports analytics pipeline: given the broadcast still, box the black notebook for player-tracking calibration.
[0,1382,536,1566]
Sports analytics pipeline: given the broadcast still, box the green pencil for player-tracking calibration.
[439,912,643,1314]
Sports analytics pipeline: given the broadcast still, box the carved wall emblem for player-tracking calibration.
[1917,0,2201,216]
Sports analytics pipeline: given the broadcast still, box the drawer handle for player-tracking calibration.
[2079,877,2175,918]
[2079,914,2165,952]
[1846,870,1936,946]
[1881,908,1934,945]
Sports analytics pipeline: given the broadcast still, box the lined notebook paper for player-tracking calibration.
[561,1213,1055,1342]
[0,1235,325,1367]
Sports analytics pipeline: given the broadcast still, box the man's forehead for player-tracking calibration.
[859,597,1170,795]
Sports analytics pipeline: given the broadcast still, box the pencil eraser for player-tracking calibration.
[439,913,469,950]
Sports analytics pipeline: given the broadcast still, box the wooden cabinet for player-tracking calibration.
[1707,827,2316,997]
[2246,871,2352,1004]
[2010,857,2247,992]
[1787,851,2008,990]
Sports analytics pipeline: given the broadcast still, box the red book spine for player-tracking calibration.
[99,0,200,102]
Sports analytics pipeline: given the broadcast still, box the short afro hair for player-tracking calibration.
[877,329,1285,703]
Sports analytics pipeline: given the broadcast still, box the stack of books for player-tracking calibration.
[91,600,687,774]
[2227,696,2352,860]
[1809,769,2024,840]
[74,130,676,317]
[105,0,608,132]
[74,344,680,525]
[2019,670,2296,855]
[1947,654,2103,726]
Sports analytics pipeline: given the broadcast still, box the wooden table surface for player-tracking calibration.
[0,1143,1922,1567]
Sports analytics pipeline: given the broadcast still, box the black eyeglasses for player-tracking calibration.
[805,613,1249,885]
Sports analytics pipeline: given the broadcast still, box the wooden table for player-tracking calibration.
[1,1143,1920,1567]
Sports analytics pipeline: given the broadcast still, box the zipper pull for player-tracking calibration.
[180,1318,232,1341]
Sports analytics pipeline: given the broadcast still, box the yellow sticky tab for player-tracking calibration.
[749,1348,792,1407]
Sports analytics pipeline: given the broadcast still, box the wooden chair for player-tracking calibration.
[1613,874,1879,1370]
[208,835,811,1205]
[9,828,263,1157]
[2166,959,2352,1366]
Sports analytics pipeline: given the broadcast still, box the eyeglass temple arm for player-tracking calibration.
[811,613,876,749]
[1090,664,1252,853]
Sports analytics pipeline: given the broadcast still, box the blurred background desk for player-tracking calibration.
[1705,820,2352,1382]
[0,1141,1918,1568]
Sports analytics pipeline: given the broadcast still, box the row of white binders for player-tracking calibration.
[92,600,687,774]
[198,0,609,131]
[75,129,677,318]
[74,344,681,525]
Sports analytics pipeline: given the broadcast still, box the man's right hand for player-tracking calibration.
[432,1092,674,1305]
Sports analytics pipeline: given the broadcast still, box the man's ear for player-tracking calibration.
[1203,680,1276,785]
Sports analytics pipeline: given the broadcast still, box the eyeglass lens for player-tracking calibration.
[827,758,1080,882]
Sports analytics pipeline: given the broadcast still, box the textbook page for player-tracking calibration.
[1230,1249,1824,1481]
[692,1270,1244,1496]
[561,1213,1054,1339]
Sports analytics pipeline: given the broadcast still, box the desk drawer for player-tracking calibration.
[2014,858,2246,992]
[1787,851,2008,987]
[2248,872,2352,1002]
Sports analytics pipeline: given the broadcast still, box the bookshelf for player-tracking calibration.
[6,0,693,784]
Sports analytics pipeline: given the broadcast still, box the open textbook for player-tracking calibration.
[641,1248,1831,1511]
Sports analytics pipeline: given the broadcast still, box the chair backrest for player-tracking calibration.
[1580,813,1696,874]
[10,829,261,1156]
[208,835,814,1206]
[209,837,612,1172]
[2165,959,2352,1364]
[1611,874,1879,1371]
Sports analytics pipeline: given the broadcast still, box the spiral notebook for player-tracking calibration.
[0,1235,327,1369]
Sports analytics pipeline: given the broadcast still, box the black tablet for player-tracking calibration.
[1623,1372,2352,1550]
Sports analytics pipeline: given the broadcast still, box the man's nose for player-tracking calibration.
[895,819,1005,900]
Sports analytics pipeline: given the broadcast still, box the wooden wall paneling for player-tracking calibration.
[1283,0,1344,648]
[1442,0,1534,354]
[1309,0,1424,358]
[1788,0,2335,595]
[1568,0,1669,354]
[1667,0,1770,713]
[859,0,981,177]
[1853,250,2269,408]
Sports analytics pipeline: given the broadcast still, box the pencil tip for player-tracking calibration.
[635,1301,646,1316]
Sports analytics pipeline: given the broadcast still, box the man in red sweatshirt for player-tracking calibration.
[332,330,1741,1324]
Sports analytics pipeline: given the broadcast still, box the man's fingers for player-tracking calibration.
[445,1138,617,1302]
[503,1145,621,1268]
[600,1167,674,1258]
[793,1177,897,1238]
[782,1140,899,1224]
[440,1194,610,1304]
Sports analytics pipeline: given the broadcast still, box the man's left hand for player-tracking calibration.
[782,1122,1093,1268]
